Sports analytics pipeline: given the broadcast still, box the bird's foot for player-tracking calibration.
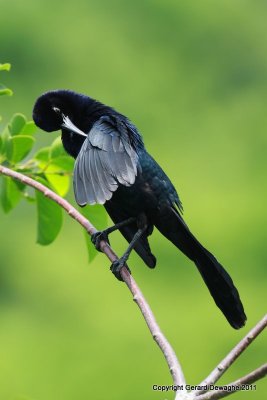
[91,231,110,252]
[110,258,131,281]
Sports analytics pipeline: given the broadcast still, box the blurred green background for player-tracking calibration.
[1,0,266,399]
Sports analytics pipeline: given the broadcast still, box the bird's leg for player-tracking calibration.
[111,215,148,280]
[91,217,136,251]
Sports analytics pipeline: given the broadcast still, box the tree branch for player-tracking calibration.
[195,314,267,394]
[196,363,267,400]
[121,268,185,386]
[0,164,185,388]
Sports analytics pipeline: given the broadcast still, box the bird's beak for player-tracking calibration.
[61,114,87,138]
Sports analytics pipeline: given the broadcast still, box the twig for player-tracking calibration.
[196,363,267,400]
[121,268,185,386]
[195,314,267,394]
[0,164,185,387]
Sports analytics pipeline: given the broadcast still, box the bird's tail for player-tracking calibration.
[154,207,246,329]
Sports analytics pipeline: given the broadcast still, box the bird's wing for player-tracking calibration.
[73,116,139,205]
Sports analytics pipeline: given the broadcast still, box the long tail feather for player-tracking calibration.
[155,207,246,329]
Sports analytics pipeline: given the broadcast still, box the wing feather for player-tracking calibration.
[89,150,108,204]
[74,116,139,205]
[83,151,97,204]
[91,151,110,204]
[73,159,87,206]
[112,134,121,152]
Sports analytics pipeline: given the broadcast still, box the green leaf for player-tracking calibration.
[0,128,10,158]
[6,135,35,163]
[82,204,108,230]
[51,156,74,172]
[83,229,98,262]
[0,63,11,71]
[81,205,108,262]
[34,144,73,196]
[0,176,23,213]
[8,113,27,135]
[35,181,63,245]
[50,136,67,158]
[34,147,50,162]
[21,121,37,135]
[0,86,13,96]
[44,163,70,196]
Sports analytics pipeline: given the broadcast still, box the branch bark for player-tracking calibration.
[196,363,267,400]
[195,314,267,394]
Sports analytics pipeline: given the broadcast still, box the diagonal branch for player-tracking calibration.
[195,314,267,395]
[0,164,185,388]
[196,363,267,400]
[121,267,185,386]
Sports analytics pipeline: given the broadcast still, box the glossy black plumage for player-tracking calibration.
[33,89,247,329]
[74,115,139,205]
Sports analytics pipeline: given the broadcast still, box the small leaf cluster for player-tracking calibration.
[0,63,13,98]
[0,64,107,260]
[0,113,75,245]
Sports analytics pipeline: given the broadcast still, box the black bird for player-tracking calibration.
[33,89,246,329]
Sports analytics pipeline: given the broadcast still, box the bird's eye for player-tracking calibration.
[53,107,61,115]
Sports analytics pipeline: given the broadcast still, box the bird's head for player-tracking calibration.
[33,90,70,132]
[32,90,87,137]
